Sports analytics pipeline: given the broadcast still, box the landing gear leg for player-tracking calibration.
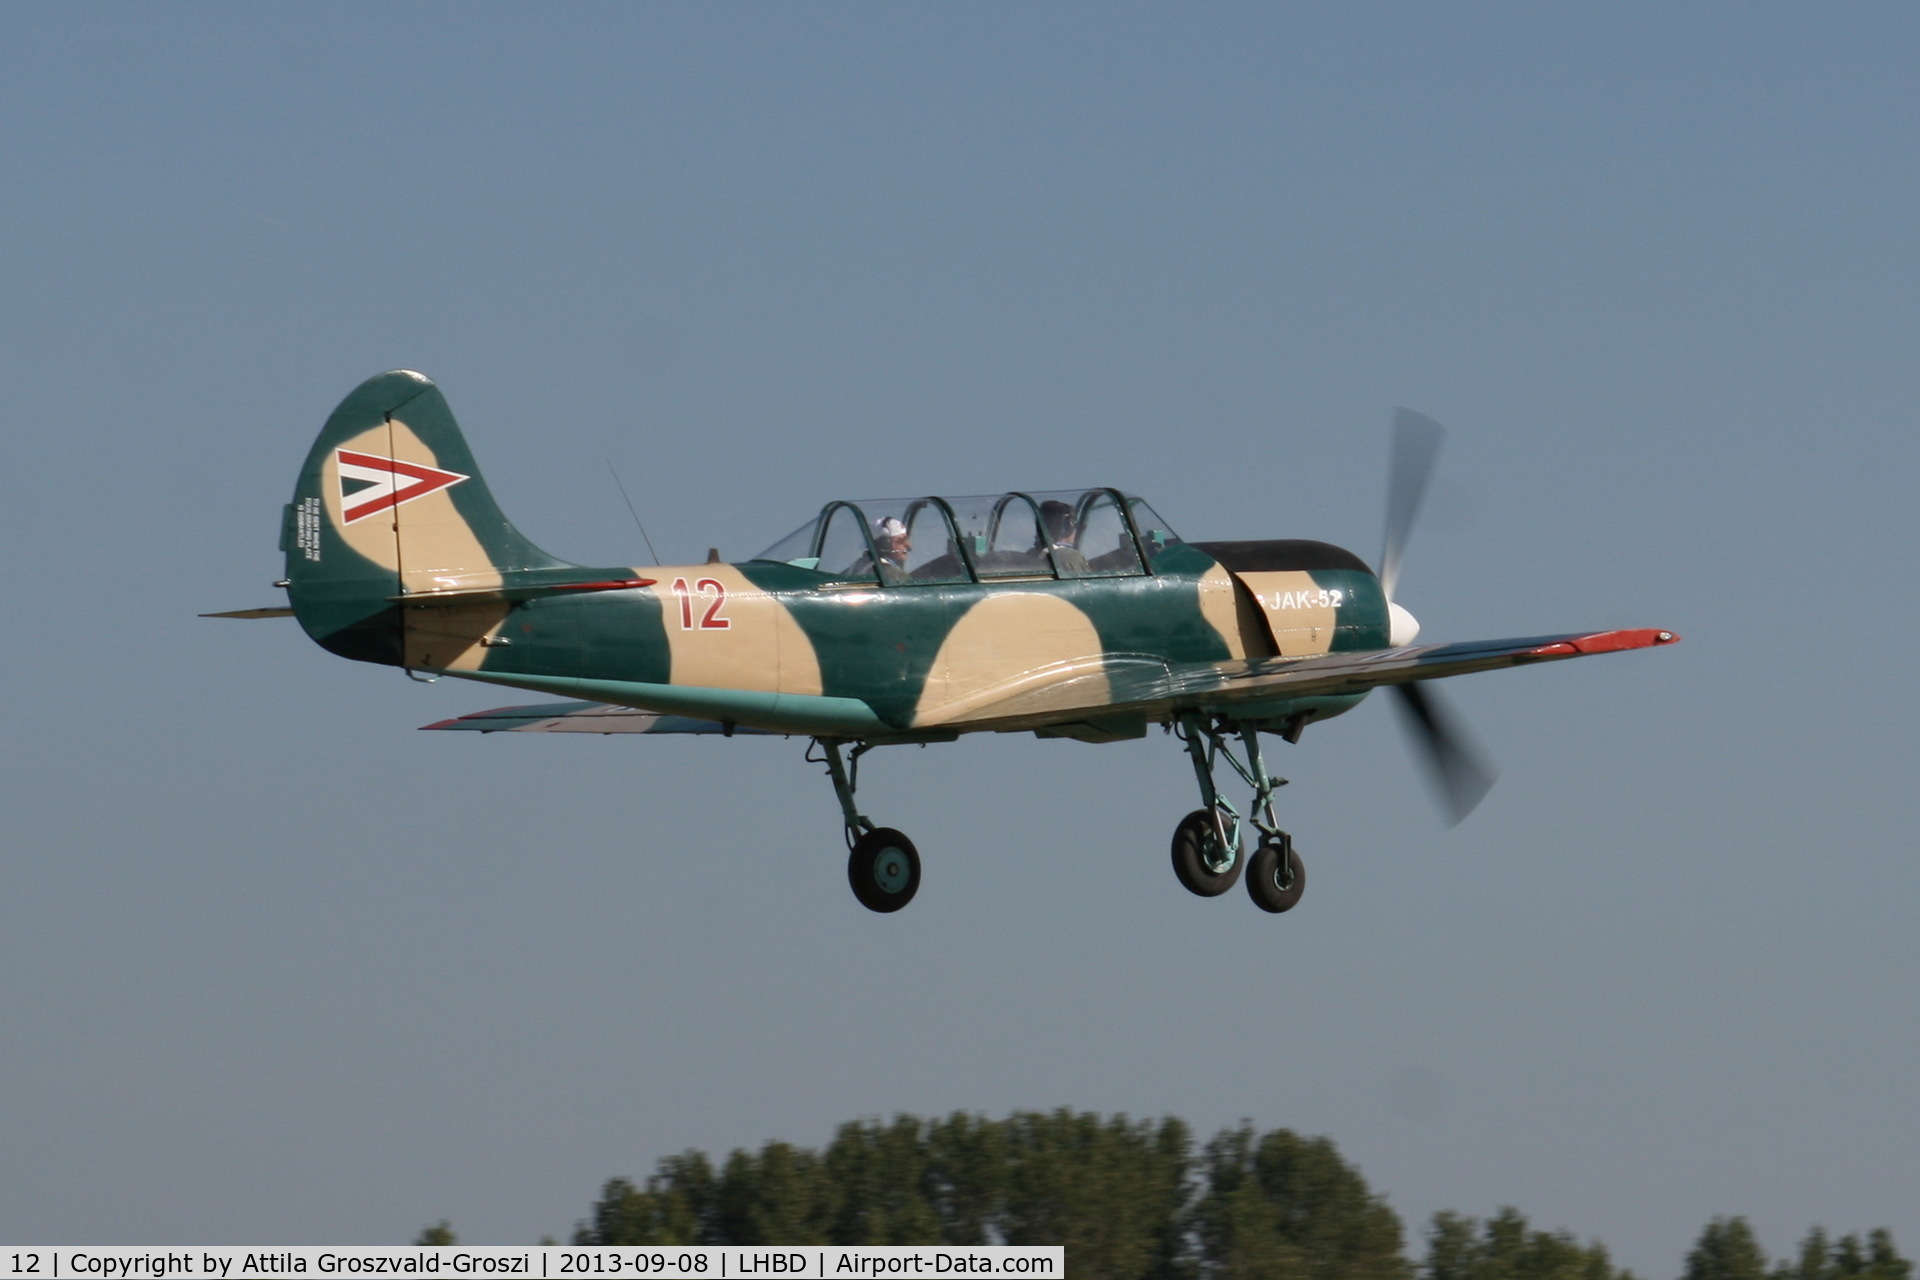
[1168,715,1305,912]
[815,738,871,844]
[1171,715,1244,895]
[811,738,921,913]
[1236,724,1304,914]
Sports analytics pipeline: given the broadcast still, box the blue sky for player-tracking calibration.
[2,3,1915,1267]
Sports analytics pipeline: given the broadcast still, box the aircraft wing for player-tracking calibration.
[417,630,1676,739]
[421,701,783,735]
[961,628,1680,730]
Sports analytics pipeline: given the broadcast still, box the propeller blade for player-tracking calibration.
[1379,408,1445,603]
[1392,681,1497,826]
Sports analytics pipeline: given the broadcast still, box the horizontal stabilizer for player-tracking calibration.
[421,700,781,735]
[201,607,295,619]
[387,577,656,607]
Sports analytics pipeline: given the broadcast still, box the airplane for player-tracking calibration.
[209,370,1678,914]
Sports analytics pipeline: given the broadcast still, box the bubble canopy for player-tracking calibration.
[751,489,1182,586]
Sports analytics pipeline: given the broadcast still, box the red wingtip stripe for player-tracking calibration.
[1527,628,1680,657]
[550,577,657,593]
[1569,628,1680,653]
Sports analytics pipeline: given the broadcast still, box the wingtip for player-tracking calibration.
[1572,628,1680,653]
[1526,628,1680,657]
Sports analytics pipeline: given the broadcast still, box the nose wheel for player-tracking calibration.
[1171,715,1305,914]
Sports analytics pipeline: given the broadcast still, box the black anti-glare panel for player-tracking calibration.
[1189,539,1373,574]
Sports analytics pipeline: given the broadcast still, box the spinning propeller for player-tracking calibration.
[1380,409,1497,825]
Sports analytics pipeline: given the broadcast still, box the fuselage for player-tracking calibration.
[352,536,1391,741]
[278,374,1391,742]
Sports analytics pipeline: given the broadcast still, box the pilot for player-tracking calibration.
[853,515,913,583]
[1040,500,1090,576]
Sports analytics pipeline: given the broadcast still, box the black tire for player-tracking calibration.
[848,827,921,913]
[1171,809,1242,896]
[1246,838,1305,914]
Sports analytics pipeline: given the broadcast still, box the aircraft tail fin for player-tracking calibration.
[283,370,575,666]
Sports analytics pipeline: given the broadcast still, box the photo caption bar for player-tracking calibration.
[1,1249,1061,1280]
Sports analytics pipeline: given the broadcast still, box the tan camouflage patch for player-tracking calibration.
[913,592,1108,727]
[323,420,503,596]
[1232,570,1340,657]
[1198,563,1275,661]
[657,564,824,697]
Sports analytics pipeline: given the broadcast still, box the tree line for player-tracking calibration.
[421,1112,1910,1280]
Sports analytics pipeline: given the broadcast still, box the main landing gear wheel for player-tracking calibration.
[813,740,922,913]
[1246,838,1305,914]
[1171,809,1243,896]
[848,827,921,913]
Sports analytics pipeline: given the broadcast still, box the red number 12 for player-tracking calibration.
[671,577,731,630]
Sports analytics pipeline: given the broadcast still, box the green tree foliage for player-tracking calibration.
[715,1140,836,1244]
[1683,1217,1914,1280]
[920,1111,1009,1245]
[570,1113,1908,1280]
[576,1113,1387,1279]
[1192,1124,1408,1280]
[997,1111,1191,1280]
[1422,1208,1626,1280]
[1775,1228,1913,1280]
[578,1110,1197,1273]
[574,1151,716,1245]
[1686,1219,1770,1280]
[413,1222,456,1246]
[823,1115,947,1244]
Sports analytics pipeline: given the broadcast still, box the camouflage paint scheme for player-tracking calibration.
[278,371,1675,747]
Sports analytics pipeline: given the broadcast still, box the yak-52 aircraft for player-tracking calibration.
[211,371,1678,914]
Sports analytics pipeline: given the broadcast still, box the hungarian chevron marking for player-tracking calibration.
[336,449,469,524]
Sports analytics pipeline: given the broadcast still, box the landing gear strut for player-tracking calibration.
[1171,714,1304,913]
[811,738,921,913]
